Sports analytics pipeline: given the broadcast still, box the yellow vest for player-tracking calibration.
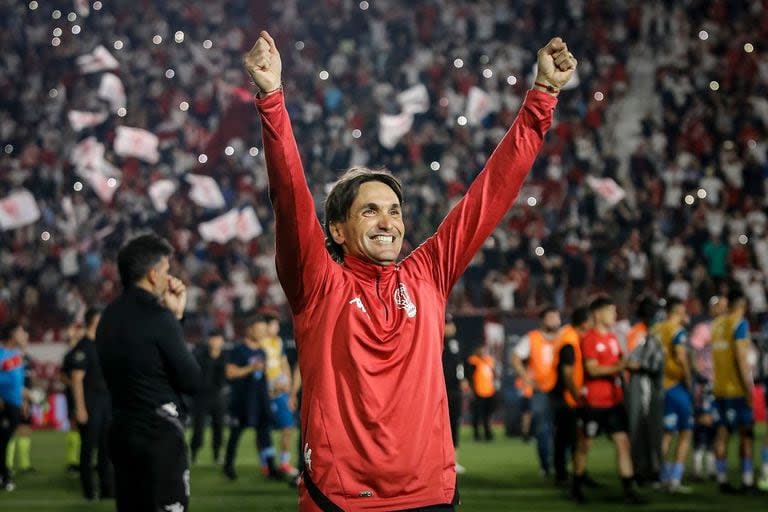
[261,336,284,382]
[711,314,749,398]
[655,320,686,389]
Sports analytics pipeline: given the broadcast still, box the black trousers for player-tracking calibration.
[472,395,495,441]
[0,403,21,483]
[78,393,114,499]
[110,412,189,512]
[551,400,578,481]
[447,391,463,448]
[189,393,225,461]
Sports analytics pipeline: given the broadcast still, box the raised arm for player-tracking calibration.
[409,38,576,294]
[245,31,329,312]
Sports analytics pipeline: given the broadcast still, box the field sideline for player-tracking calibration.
[0,426,765,511]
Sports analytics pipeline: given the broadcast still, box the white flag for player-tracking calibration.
[466,86,494,126]
[186,174,225,210]
[148,179,177,212]
[586,176,626,207]
[530,63,580,90]
[77,45,119,74]
[68,110,108,132]
[82,171,120,203]
[114,126,160,164]
[198,209,239,244]
[397,84,429,114]
[236,206,263,241]
[98,73,126,113]
[71,136,106,171]
[378,112,414,149]
[74,0,90,17]
[0,190,41,230]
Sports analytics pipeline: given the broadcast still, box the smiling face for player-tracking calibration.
[330,181,405,265]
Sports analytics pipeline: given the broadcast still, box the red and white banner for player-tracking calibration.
[379,112,414,149]
[70,136,105,171]
[98,73,126,113]
[68,110,108,132]
[114,126,160,164]
[397,84,430,115]
[0,189,41,230]
[586,176,626,207]
[186,174,225,210]
[466,86,494,126]
[198,208,263,243]
[77,45,119,74]
[236,206,263,241]
[148,179,177,212]
[82,171,120,203]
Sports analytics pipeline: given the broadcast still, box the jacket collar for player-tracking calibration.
[342,254,399,282]
[126,285,160,305]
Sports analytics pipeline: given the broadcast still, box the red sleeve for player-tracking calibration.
[255,91,330,313]
[580,332,598,360]
[406,89,557,295]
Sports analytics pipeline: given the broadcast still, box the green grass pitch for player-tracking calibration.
[0,426,765,511]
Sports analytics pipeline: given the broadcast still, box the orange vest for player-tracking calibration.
[627,322,647,353]
[468,354,495,397]
[557,325,583,407]
[527,330,558,393]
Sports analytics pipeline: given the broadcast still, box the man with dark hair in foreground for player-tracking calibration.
[97,233,200,512]
[245,30,576,511]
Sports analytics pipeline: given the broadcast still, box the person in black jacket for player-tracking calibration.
[442,315,469,474]
[97,233,200,512]
[190,329,227,465]
[71,307,114,500]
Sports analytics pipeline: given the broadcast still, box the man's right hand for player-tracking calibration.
[76,406,88,425]
[244,30,282,95]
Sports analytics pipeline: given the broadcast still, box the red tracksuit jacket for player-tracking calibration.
[256,88,556,511]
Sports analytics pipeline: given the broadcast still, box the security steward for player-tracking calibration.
[97,234,201,512]
[71,307,113,500]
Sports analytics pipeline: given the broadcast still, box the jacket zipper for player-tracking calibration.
[375,275,389,321]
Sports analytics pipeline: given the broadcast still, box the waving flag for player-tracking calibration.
[77,45,119,74]
[68,110,108,132]
[586,176,626,207]
[378,112,414,149]
[148,179,177,212]
[186,174,226,210]
[199,208,263,243]
[114,126,160,164]
[397,84,430,114]
[0,190,41,230]
[98,73,126,113]
[236,206,263,241]
[466,86,494,126]
[82,171,120,203]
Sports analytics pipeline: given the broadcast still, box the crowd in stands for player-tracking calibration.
[1,0,767,343]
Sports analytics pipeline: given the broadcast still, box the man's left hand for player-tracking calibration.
[535,37,577,91]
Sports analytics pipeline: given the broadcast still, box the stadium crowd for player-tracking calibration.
[1,0,765,342]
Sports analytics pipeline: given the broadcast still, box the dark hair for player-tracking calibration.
[208,328,225,338]
[727,288,746,307]
[635,296,657,324]
[665,297,684,314]
[245,313,268,327]
[1,320,23,342]
[538,305,559,319]
[262,312,279,323]
[589,295,614,313]
[117,233,173,288]
[323,167,404,262]
[570,306,590,328]
[84,307,102,328]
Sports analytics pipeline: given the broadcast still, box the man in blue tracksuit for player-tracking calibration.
[0,321,27,491]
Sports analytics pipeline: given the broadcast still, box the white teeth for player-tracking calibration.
[372,235,394,244]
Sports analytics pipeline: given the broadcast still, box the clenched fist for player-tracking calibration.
[244,30,282,95]
[535,37,577,92]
